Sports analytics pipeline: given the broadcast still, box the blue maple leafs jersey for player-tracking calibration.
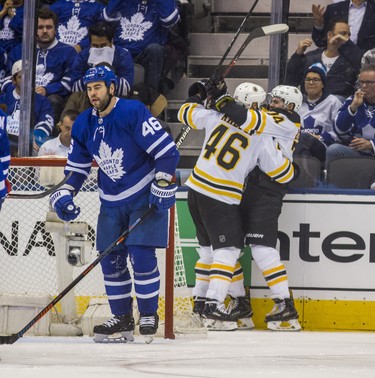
[65,98,179,207]
[49,0,105,50]
[104,0,180,57]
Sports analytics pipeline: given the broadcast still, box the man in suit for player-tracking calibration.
[285,19,362,101]
[312,0,375,52]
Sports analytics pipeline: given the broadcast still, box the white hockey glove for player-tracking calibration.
[150,173,177,213]
[50,188,80,221]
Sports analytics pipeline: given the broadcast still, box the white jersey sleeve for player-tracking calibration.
[177,102,294,205]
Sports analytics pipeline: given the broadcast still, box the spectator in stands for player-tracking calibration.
[295,62,343,165]
[361,47,375,67]
[0,45,7,80]
[5,8,77,126]
[71,21,134,97]
[326,64,375,168]
[312,0,375,53]
[0,0,23,53]
[38,109,78,157]
[0,60,54,157]
[285,19,362,101]
[103,0,180,93]
[35,8,77,127]
[46,0,106,52]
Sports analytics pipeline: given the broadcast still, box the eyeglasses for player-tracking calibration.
[305,77,322,83]
[358,80,375,86]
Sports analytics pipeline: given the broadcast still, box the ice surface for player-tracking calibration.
[1,331,375,378]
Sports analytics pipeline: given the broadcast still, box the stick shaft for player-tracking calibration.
[0,207,154,344]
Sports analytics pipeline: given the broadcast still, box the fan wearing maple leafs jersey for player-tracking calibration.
[47,0,105,52]
[103,0,180,91]
[50,65,179,342]
[0,0,24,54]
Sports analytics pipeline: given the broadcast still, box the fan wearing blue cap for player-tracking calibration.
[295,62,343,164]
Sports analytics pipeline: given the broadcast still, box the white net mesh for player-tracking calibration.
[0,159,206,337]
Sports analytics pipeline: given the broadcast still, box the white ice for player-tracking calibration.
[1,331,375,378]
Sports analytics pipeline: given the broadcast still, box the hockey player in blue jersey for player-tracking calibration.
[49,65,179,343]
[0,109,10,211]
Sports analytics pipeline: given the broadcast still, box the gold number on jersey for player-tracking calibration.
[203,124,249,170]
[267,111,285,124]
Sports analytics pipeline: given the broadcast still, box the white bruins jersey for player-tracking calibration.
[238,107,300,161]
[178,103,294,205]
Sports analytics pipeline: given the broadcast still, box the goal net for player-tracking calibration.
[0,157,204,338]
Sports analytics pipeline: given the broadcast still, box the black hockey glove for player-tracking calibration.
[204,75,228,109]
[188,79,209,100]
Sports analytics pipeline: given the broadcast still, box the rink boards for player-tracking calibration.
[176,190,375,331]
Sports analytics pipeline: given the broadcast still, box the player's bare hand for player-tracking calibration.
[349,89,365,113]
[295,39,313,55]
[349,137,372,152]
[312,4,326,27]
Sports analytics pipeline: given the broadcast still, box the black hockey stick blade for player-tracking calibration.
[0,207,154,345]
[8,171,73,199]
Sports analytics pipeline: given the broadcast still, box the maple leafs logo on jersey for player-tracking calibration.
[35,64,54,87]
[93,140,125,182]
[120,13,152,42]
[58,16,87,46]
[0,17,14,40]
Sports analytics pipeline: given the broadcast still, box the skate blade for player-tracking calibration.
[267,319,301,332]
[203,319,238,331]
[144,335,155,344]
[237,317,255,330]
[93,331,135,343]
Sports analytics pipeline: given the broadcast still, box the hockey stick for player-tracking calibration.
[8,171,73,199]
[0,206,154,345]
[216,0,259,71]
[174,23,289,148]
[174,2,259,148]
[219,23,289,79]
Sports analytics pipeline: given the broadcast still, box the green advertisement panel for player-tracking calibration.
[176,198,252,287]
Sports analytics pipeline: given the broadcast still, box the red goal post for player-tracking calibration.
[1,157,203,339]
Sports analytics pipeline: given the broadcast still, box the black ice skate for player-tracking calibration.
[265,297,301,331]
[93,313,135,343]
[228,295,255,330]
[192,296,206,316]
[201,299,237,331]
[139,313,159,344]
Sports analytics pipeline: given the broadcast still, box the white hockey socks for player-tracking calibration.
[251,244,290,299]
[206,246,241,303]
[227,261,246,298]
[192,246,213,298]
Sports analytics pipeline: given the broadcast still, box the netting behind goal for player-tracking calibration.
[0,157,204,338]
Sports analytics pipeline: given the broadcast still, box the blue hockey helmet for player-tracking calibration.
[83,65,117,88]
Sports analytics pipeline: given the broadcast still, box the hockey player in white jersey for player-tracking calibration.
[49,65,179,343]
[178,82,295,330]
[220,84,302,331]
